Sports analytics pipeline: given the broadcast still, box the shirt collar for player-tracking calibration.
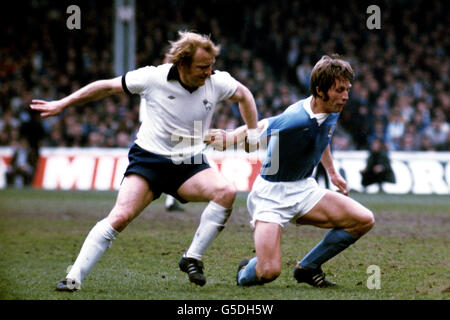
[303,96,330,125]
[167,64,180,81]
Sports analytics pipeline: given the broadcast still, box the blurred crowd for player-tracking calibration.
[1,0,449,155]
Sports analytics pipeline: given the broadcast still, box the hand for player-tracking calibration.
[204,129,229,151]
[330,172,349,196]
[30,100,66,118]
[373,164,385,173]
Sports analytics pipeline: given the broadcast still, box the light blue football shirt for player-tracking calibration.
[260,96,339,182]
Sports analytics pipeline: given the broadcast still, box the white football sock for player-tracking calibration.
[185,201,232,260]
[66,218,119,285]
[165,195,175,207]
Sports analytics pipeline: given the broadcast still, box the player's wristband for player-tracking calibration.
[247,128,259,145]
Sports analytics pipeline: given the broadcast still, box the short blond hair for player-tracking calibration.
[164,31,221,66]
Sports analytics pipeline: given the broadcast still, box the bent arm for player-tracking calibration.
[228,82,258,130]
[321,145,349,195]
[30,77,124,118]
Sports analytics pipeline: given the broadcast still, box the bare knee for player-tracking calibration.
[108,204,136,232]
[355,209,375,237]
[362,209,375,230]
[257,262,282,282]
[107,175,153,232]
[212,183,236,208]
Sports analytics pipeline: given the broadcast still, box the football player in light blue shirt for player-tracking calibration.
[208,55,375,287]
[258,96,340,182]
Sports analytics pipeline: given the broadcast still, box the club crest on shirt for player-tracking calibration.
[203,99,212,111]
[328,125,335,137]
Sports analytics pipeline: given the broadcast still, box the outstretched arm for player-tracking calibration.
[320,145,349,195]
[205,119,268,151]
[30,77,123,118]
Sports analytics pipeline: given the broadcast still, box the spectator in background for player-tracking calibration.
[19,110,45,169]
[0,109,20,146]
[352,104,371,150]
[423,113,450,151]
[367,120,387,146]
[6,137,36,188]
[385,109,406,150]
[397,96,414,123]
[1,0,449,151]
[411,112,427,135]
[296,58,312,92]
[332,126,355,151]
[421,135,437,151]
[399,123,422,151]
[361,139,395,192]
[444,131,450,151]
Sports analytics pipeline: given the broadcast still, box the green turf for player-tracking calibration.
[0,189,449,300]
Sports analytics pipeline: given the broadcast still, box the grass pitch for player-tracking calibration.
[0,189,449,300]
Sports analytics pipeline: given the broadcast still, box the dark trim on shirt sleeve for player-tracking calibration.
[122,74,132,95]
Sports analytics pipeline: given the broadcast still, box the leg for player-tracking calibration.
[6,170,14,187]
[165,194,176,208]
[58,174,154,291]
[178,168,236,259]
[296,190,375,237]
[107,174,154,232]
[177,168,236,285]
[255,221,282,282]
[165,194,184,211]
[237,221,282,286]
[293,191,374,285]
[177,168,236,208]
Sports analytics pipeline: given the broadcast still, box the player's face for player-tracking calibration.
[325,78,352,113]
[181,47,215,88]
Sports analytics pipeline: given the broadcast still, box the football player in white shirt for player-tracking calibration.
[31,31,259,290]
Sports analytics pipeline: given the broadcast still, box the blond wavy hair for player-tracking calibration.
[164,31,221,66]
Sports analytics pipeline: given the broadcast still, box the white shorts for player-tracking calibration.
[247,175,327,229]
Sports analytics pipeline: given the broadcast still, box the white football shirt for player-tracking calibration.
[123,63,238,160]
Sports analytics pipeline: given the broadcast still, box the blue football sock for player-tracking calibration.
[299,228,357,270]
[237,257,261,286]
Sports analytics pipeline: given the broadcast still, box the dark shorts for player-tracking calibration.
[123,143,210,203]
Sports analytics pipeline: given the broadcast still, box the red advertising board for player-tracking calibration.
[1,147,449,194]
